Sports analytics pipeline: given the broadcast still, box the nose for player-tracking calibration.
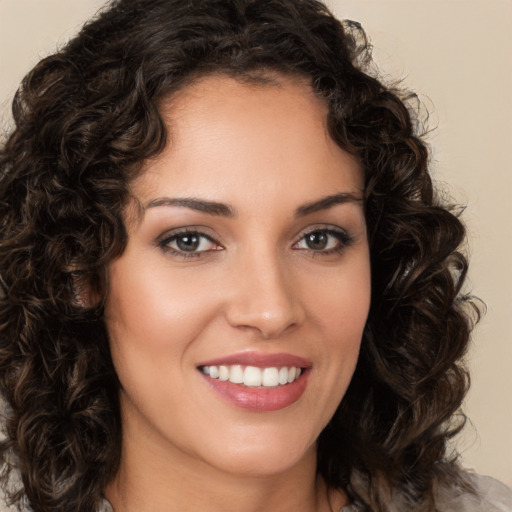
[225,251,305,339]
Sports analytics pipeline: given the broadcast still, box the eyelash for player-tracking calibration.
[157,226,354,259]
[292,227,355,255]
[158,229,221,259]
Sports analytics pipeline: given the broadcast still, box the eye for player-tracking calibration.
[158,230,222,257]
[293,227,353,254]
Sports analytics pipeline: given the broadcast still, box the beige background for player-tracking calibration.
[1,0,511,486]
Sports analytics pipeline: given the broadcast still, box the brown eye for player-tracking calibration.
[293,228,353,254]
[304,231,329,250]
[175,233,201,251]
[159,231,221,255]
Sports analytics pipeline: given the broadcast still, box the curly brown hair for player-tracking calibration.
[0,0,478,511]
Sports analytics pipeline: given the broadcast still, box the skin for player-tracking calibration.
[104,74,371,512]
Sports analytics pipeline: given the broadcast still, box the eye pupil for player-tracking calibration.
[176,234,200,251]
[306,231,328,250]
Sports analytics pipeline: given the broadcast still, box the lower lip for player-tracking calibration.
[200,370,310,412]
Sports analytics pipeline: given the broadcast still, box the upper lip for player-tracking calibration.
[197,351,312,368]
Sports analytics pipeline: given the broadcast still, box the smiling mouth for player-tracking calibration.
[199,365,303,388]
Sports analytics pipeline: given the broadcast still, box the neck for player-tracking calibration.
[105,433,346,512]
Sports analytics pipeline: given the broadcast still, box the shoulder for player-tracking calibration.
[0,483,113,512]
[0,484,27,512]
[433,472,512,512]
[340,472,512,512]
[0,489,19,512]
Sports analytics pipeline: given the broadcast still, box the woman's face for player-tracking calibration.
[105,75,371,478]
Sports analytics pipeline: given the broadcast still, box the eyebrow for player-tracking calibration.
[144,191,363,218]
[145,197,236,217]
[294,192,363,217]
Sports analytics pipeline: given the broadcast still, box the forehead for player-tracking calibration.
[165,72,322,114]
[160,72,330,150]
[131,73,362,208]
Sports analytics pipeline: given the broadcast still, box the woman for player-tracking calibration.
[0,0,510,511]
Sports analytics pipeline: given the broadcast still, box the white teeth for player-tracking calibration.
[218,365,229,381]
[200,364,303,387]
[262,367,279,387]
[278,367,288,385]
[243,366,262,387]
[229,365,244,384]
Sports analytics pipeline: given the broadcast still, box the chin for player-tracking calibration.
[196,428,317,478]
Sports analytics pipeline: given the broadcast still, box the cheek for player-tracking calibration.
[301,254,371,394]
[104,257,223,380]
[306,256,371,342]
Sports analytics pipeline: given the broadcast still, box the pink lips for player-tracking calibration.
[197,352,311,412]
[197,352,311,368]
